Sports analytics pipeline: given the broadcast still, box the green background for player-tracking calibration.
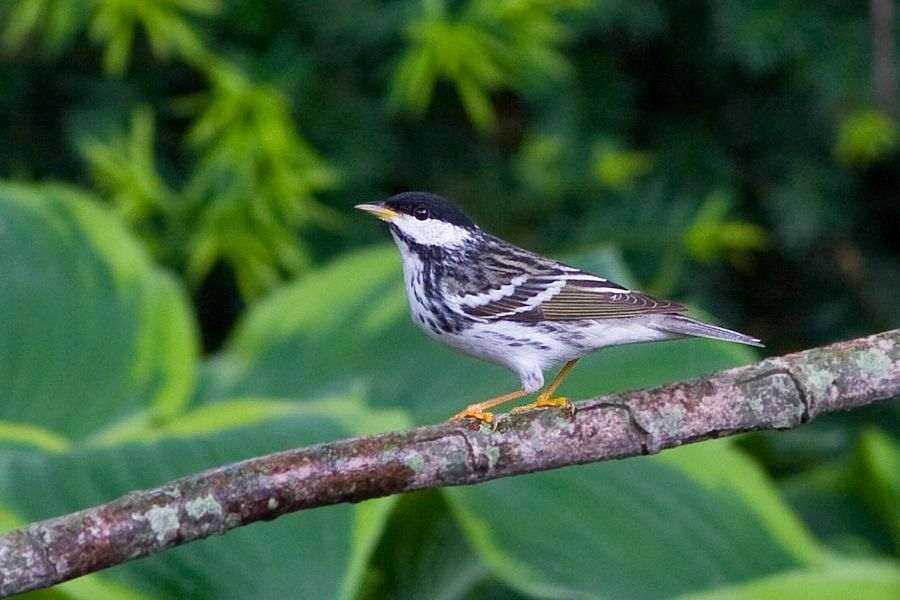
[1,1,899,598]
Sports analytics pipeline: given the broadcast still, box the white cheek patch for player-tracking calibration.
[390,214,474,248]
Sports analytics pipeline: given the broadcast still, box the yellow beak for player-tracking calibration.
[355,203,399,222]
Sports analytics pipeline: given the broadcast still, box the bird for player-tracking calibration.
[356,191,763,425]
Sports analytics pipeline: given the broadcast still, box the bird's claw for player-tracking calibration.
[450,406,496,427]
[511,396,575,416]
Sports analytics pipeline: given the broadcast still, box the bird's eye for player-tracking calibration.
[413,207,429,220]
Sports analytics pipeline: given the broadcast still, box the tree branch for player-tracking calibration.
[2,330,899,596]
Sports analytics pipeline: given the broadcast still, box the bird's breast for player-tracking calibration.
[397,248,464,336]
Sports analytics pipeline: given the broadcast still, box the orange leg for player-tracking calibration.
[511,359,579,414]
[450,389,529,426]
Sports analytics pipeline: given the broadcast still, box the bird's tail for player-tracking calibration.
[654,314,764,347]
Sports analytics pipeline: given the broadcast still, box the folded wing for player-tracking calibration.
[450,269,686,322]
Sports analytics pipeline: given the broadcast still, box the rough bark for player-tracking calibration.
[1,329,899,597]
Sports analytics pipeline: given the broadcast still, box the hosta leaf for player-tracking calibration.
[679,559,900,600]
[2,402,404,600]
[445,445,808,599]
[0,182,197,444]
[0,183,409,599]
[369,490,493,600]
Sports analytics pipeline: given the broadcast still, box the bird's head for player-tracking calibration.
[356,192,478,251]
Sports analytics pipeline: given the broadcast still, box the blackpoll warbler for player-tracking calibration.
[357,192,763,425]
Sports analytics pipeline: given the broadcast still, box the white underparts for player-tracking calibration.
[435,317,676,391]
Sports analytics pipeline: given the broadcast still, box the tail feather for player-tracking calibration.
[654,314,764,348]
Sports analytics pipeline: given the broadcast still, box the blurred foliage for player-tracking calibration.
[591,141,654,191]
[834,109,900,165]
[3,0,338,298]
[179,60,339,296]
[684,191,767,266]
[3,0,218,69]
[389,0,586,130]
[1,0,899,598]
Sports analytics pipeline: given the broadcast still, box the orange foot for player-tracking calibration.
[449,389,529,427]
[511,394,575,415]
[449,405,496,426]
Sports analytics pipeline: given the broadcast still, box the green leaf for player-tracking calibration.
[456,73,497,131]
[182,62,338,298]
[0,182,197,444]
[658,440,825,564]
[514,134,567,197]
[852,428,900,552]
[80,107,172,227]
[1,405,401,600]
[389,48,437,114]
[88,0,218,74]
[683,191,767,265]
[2,0,91,54]
[389,0,584,130]
[833,110,899,165]
[0,190,405,596]
[678,559,900,600]
[445,450,805,600]
[0,422,69,453]
[0,191,409,596]
[592,142,654,190]
[49,574,157,600]
[369,489,495,600]
[780,462,896,557]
